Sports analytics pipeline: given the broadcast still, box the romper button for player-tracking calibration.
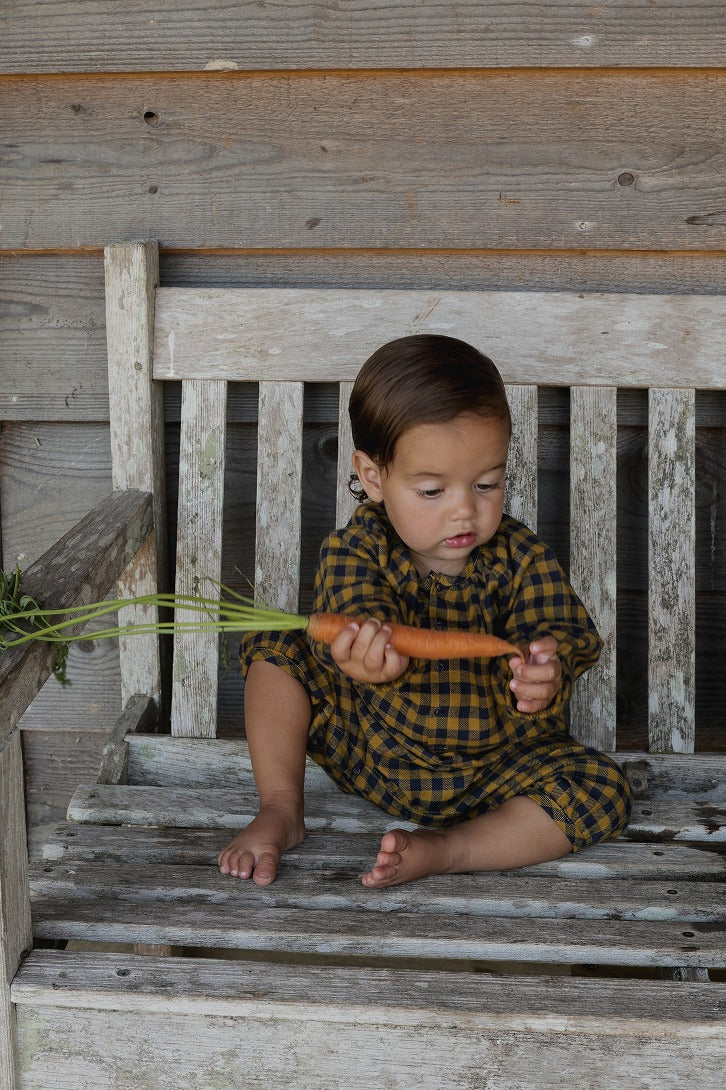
[435,622,444,630]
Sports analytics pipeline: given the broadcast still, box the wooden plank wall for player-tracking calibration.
[1,2,725,831]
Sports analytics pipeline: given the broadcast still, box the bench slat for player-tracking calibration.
[105,242,167,710]
[170,379,227,738]
[30,860,726,925]
[254,381,304,612]
[504,384,538,530]
[65,783,726,844]
[14,950,726,1036]
[570,386,618,750]
[648,388,696,753]
[336,380,357,528]
[29,888,724,969]
[152,288,726,389]
[41,822,726,881]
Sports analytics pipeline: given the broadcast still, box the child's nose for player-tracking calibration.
[451,490,476,519]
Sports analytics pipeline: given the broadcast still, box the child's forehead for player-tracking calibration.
[398,412,508,447]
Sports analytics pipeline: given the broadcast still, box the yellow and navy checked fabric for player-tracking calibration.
[241,504,632,849]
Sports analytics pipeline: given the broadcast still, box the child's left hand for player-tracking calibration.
[508,635,562,714]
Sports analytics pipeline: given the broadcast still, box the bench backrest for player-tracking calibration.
[104,242,725,754]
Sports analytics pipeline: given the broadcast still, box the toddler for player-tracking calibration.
[218,334,632,888]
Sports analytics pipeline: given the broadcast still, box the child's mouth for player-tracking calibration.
[444,532,476,549]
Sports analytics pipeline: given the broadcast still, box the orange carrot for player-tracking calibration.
[306,612,523,660]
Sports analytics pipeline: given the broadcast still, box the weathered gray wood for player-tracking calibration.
[122,735,726,798]
[5,2,726,71]
[5,252,726,425]
[105,242,167,711]
[30,859,726,926]
[0,731,32,1090]
[648,388,696,753]
[0,490,153,745]
[170,379,227,738]
[40,822,726,881]
[14,954,726,1090]
[96,696,158,785]
[153,288,726,388]
[254,382,304,612]
[336,381,357,528]
[64,781,725,845]
[569,386,618,750]
[504,384,538,530]
[5,74,726,250]
[28,886,725,969]
[14,949,726,1034]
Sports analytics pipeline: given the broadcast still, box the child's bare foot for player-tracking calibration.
[218,803,305,886]
[361,827,453,889]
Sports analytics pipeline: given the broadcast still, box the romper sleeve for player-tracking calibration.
[307,506,413,671]
[491,520,603,718]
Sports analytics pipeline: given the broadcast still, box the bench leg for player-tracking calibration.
[0,730,33,1090]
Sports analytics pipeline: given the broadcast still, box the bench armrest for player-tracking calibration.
[0,489,153,744]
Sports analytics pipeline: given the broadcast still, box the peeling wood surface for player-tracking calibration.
[64,781,725,844]
[4,252,726,426]
[170,379,227,737]
[0,491,153,743]
[153,288,726,388]
[105,243,167,709]
[13,953,726,1088]
[0,732,32,1090]
[649,389,697,752]
[569,386,618,749]
[4,1,726,71]
[254,382,304,612]
[3,74,726,251]
[39,822,726,880]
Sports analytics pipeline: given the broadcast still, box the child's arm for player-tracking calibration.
[328,617,410,684]
[507,635,562,714]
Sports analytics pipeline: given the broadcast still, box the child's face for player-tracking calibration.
[353,412,509,579]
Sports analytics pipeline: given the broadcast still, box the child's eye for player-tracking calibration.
[475,482,500,493]
[416,487,443,498]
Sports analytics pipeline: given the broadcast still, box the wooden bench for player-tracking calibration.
[2,240,725,1088]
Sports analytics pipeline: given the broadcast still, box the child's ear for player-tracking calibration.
[352,450,385,501]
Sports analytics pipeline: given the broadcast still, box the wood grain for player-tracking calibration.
[153,287,726,387]
[170,379,227,737]
[0,490,153,745]
[0,731,32,1090]
[648,389,696,752]
[254,382,304,611]
[569,386,618,749]
[3,1,726,71]
[4,252,726,424]
[2,73,726,250]
[13,953,726,1089]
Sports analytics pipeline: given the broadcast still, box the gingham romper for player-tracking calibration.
[241,504,632,849]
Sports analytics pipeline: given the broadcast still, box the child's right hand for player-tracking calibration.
[330,618,409,683]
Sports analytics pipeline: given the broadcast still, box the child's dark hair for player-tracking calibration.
[348,334,511,501]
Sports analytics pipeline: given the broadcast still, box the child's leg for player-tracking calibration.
[218,659,311,885]
[361,796,571,889]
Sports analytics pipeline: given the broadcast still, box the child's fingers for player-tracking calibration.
[329,620,362,662]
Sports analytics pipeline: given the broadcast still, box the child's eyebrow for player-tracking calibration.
[404,463,506,479]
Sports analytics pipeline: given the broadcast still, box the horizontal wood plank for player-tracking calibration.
[28,888,725,968]
[4,253,726,425]
[3,2,726,71]
[13,954,726,1089]
[39,822,726,881]
[153,288,726,388]
[13,950,726,1036]
[64,781,726,843]
[29,859,726,925]
[3,73,726,250]
[123,735,726,797]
